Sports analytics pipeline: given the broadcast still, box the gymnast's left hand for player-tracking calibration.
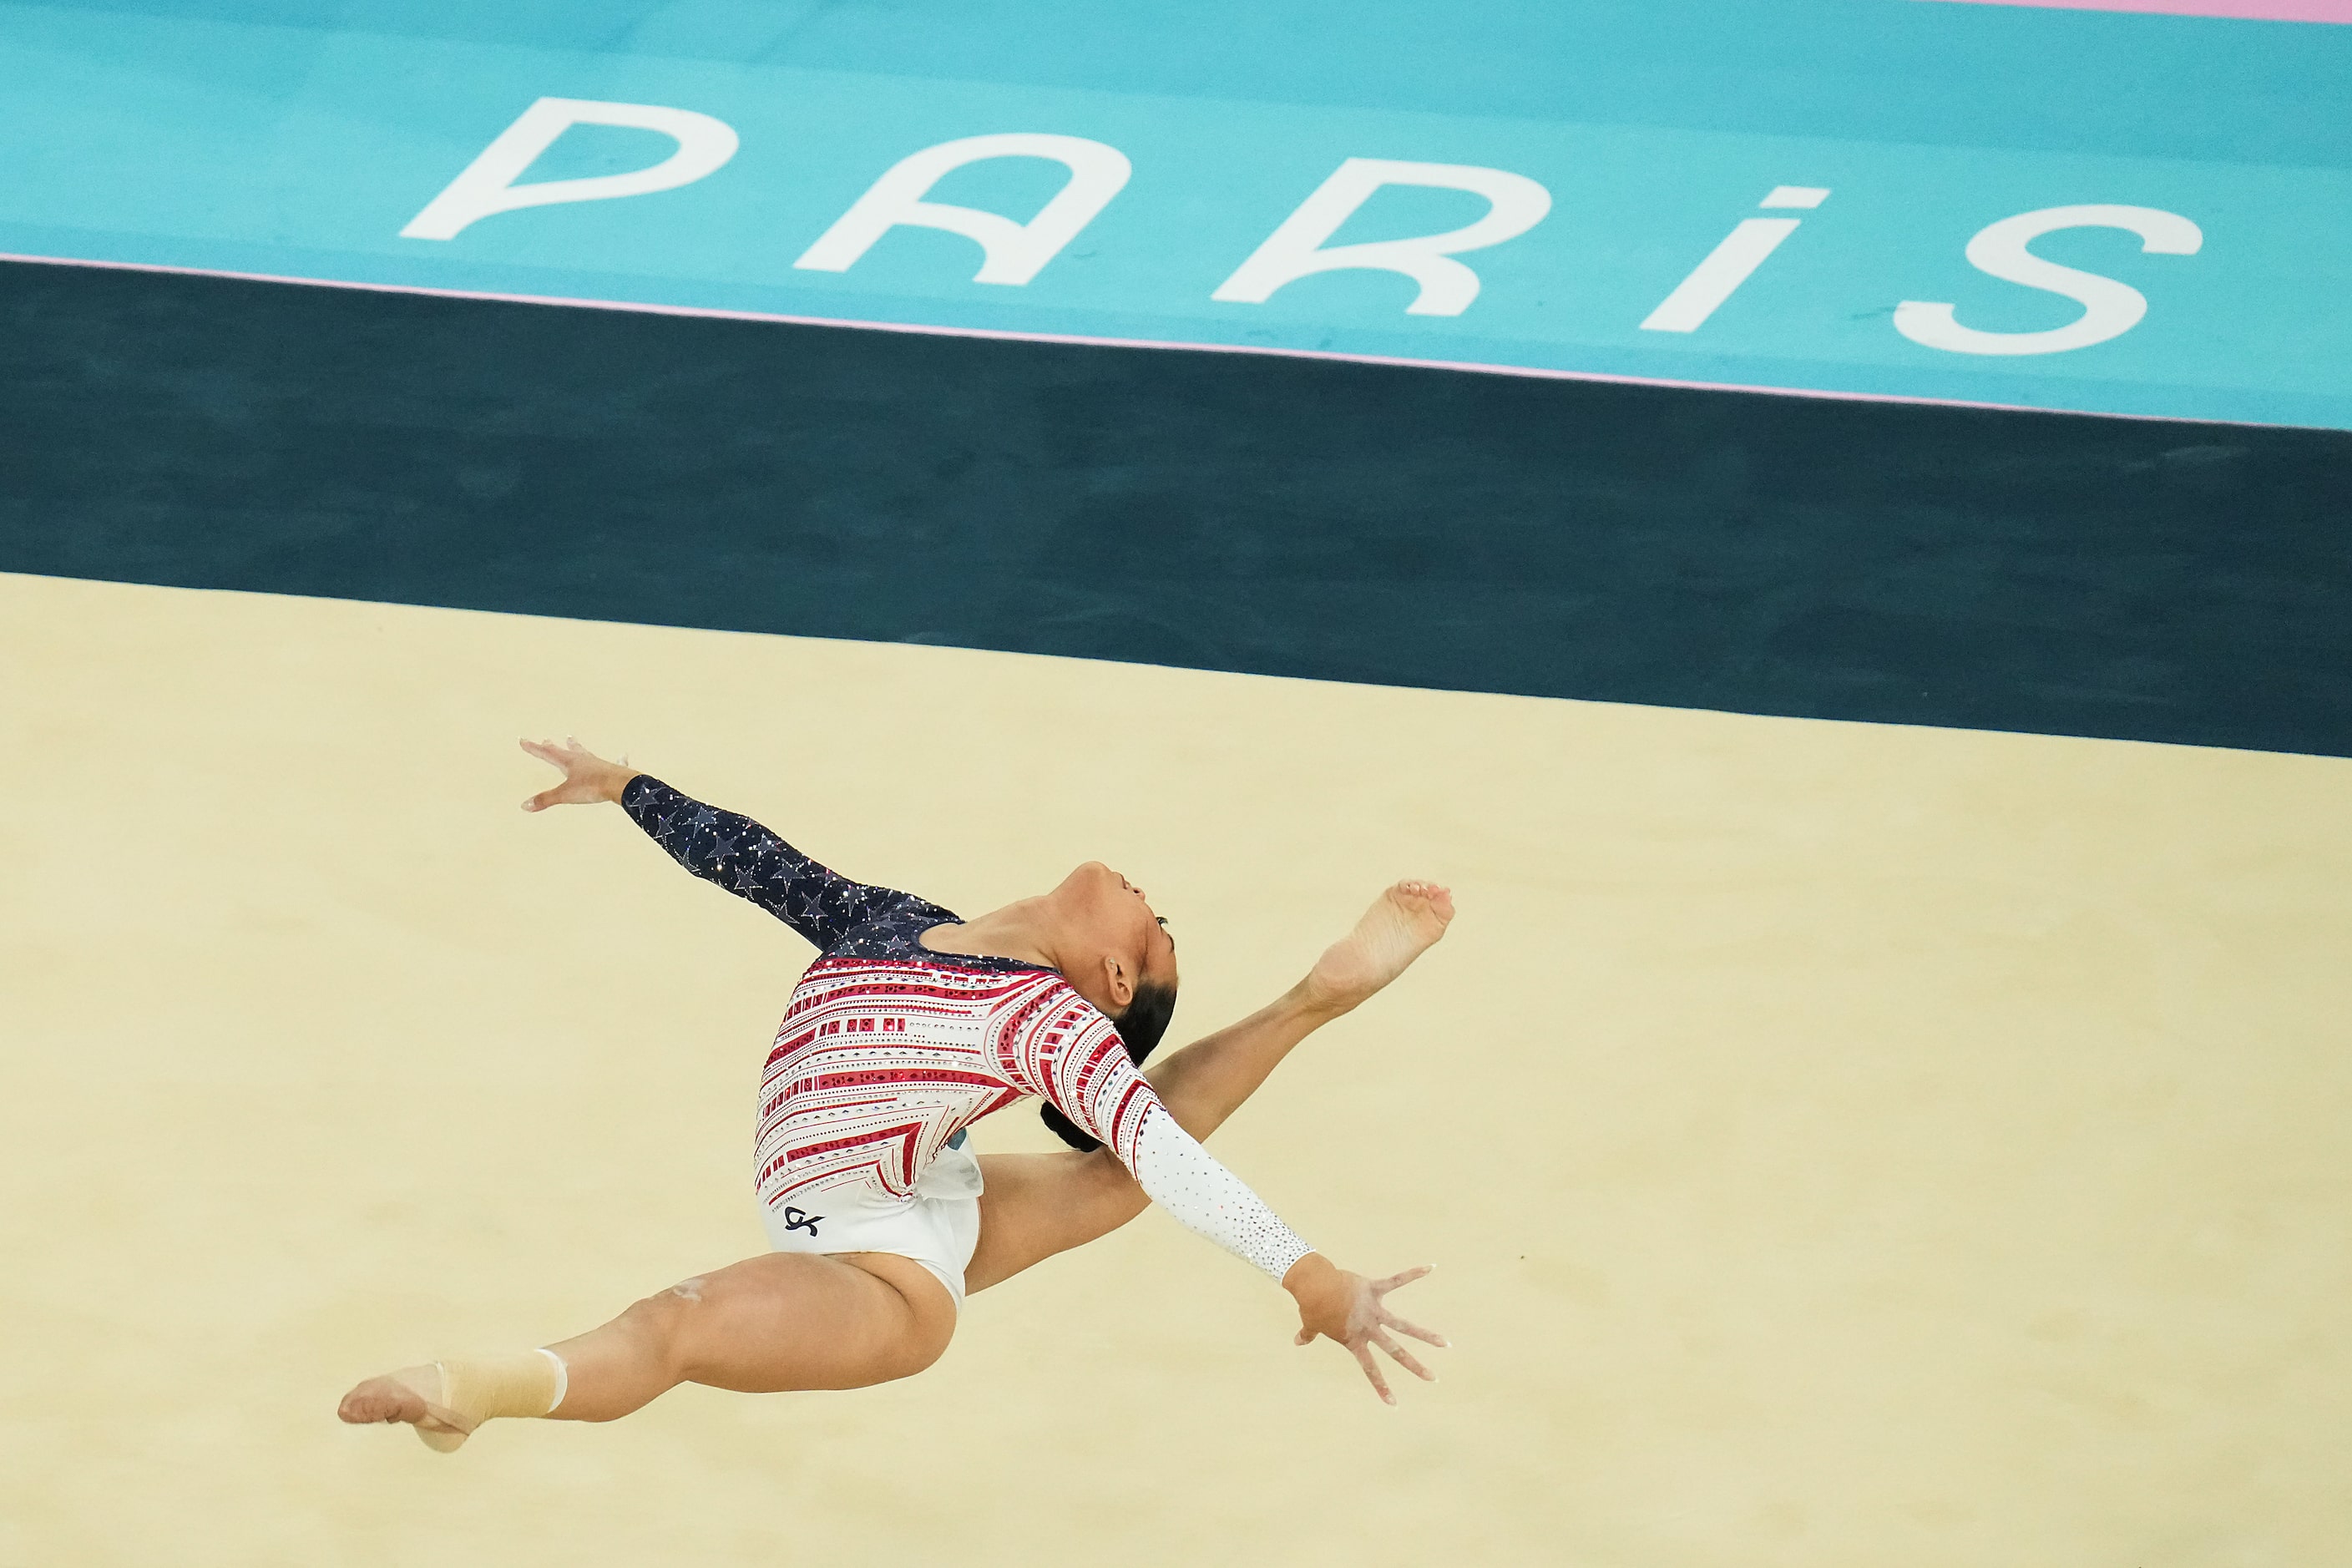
[1282,1254,1448,1405]
[519,736,639,812]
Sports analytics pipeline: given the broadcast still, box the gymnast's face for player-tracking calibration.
[1053,860,1179,1013]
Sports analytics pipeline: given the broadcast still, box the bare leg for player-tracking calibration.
[337,1250,954,1438]
[965,881,1454,1293]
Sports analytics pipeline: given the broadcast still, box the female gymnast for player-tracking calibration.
[338,738,1453,1448]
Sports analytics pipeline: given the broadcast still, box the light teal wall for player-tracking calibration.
[4,3,2347,426]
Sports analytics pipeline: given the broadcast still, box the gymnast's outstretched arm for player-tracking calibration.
[964,880,1453,1294]
[520,738,924,950]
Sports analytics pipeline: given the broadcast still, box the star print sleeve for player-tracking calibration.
[1001,992,1314,1281]
[620,774,893,950]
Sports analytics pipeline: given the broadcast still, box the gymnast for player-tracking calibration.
[338,737,1454,1448]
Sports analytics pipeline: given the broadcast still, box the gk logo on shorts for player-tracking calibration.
[779,1206,822,1237]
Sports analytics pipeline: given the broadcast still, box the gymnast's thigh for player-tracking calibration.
[964,1150,1148,1296]
[671,1250,957,1392]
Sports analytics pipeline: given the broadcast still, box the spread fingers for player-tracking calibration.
[1372,1329,1435,1383]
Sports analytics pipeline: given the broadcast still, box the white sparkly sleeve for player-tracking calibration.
[1125,1104,1315,1282]
[1012,988,1313,1281]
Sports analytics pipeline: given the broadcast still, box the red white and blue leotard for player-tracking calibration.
[623,776,1314,1281]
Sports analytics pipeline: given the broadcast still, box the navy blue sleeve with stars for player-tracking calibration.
[620,774,972,959]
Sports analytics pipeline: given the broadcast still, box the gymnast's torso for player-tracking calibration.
[618,775,1312,1279]
[756,953,1142,1209]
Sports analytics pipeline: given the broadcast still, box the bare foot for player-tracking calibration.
[1305,880,1454,1013]
[337,1365,473,1452]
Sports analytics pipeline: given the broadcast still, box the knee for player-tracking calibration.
[614,1278,707,1372]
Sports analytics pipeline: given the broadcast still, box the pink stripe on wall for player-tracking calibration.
[1925,0,2352,21]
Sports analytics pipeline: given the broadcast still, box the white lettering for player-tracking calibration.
[1640,186,1833,334]
[1894,204,2203,357]
[792,133,1131,286]
[400,98,740,241]
[1211,158,1552,317]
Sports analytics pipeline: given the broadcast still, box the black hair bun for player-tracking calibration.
[1040,1102,1100,1151]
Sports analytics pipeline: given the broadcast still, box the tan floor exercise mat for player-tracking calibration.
[3,570,2346,1567]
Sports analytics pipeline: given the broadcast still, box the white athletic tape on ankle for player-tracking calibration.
[536,1348,569,1414]
[437,1350,564,1427]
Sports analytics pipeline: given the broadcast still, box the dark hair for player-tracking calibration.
[1041,978,1179,1151]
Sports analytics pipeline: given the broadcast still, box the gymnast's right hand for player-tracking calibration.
[519,736,639,811]
[1282,1253,1449,1405]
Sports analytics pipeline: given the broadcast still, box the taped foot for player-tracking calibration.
[337,1350,563,1452]
[337,1365,473,1451]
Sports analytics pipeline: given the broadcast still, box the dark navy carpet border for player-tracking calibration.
[3,261,2347,757]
